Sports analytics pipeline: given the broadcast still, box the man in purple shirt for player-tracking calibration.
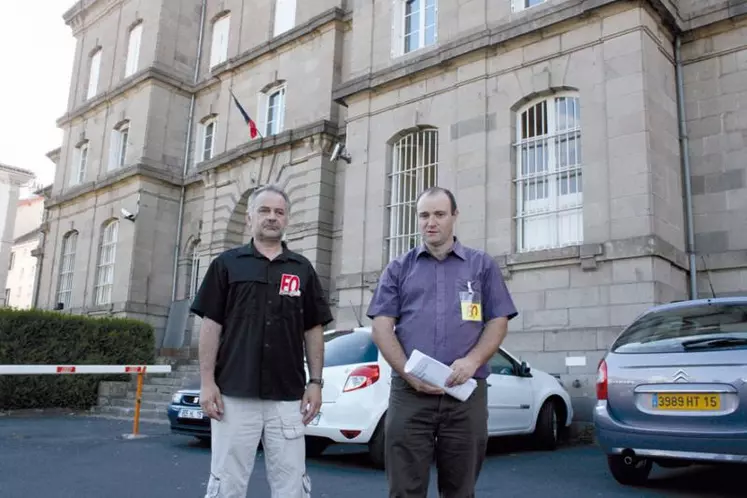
[367,186,518,498]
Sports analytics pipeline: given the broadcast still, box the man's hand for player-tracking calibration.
[301,383,322,425]
[200,382,224,420]
[404,373,444,395]
[445,357,480,387]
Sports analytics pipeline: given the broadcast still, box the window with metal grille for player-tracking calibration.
[386,128,438,260]
[514,93,583,252]
[56,231,78,309]
[95,220,118,306]
[187,241,201,299]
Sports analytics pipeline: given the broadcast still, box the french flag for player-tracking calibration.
[230,90,261,139]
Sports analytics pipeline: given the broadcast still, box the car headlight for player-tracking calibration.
[171,392,182,404]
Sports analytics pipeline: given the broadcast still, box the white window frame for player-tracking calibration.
[56,231,78,309]
[258,85,286,136]
[71,142,89,186]
[87,49,102,100]
[386,128,439,261]
[197,117,217,164]
[511,0,547,12]
[273,0,297,37]
[210,14,230,68]
[188,241,201,299]
[109,122,129,170]
[125,22,142,77]
[94,220,118,306]
[514,92,583,253]
[391,0,438,58]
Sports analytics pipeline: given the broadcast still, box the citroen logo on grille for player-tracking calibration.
[672,369,690,383]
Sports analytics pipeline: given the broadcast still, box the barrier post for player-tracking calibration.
[132,368,146,436]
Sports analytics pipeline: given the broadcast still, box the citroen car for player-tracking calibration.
[594,297,747,486]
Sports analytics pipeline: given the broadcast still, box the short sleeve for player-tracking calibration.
[481,255,518,322]
[366,260,401,319]
[303,267,334,330]
[190,256,228,325]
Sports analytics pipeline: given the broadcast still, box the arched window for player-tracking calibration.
[56,231,78,309]
[95,220,118,305]
[515,92,582,252]
[386,127,439,260]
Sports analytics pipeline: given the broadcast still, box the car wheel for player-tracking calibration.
[607,455,652,486]
[533,400,559,451]
[368,418,386,470]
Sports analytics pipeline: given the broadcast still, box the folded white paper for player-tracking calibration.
[403,349,477,402]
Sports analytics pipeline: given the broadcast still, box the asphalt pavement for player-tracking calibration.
[0,413,742,497]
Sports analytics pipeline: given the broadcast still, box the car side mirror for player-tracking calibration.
[518,361,531,377]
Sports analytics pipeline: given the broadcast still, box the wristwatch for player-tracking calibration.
[308,378,324,388]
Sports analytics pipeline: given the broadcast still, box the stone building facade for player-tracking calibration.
[37,0,747,420]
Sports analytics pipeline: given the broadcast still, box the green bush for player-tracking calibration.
[0,308,155,411]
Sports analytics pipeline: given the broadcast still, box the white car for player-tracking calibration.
[304,327,574,468]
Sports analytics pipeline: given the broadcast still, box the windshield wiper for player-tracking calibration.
[681,337,747,350]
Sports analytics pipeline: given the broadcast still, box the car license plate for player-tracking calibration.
[309,413,321,426]
[178,408,204,419]
[652,393,720,411]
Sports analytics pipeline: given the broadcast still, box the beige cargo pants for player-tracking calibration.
[204,396,311,498]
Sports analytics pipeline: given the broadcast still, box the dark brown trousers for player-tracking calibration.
[384,376,489,498]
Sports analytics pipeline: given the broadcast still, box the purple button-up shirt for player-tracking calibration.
[367,238,518,379]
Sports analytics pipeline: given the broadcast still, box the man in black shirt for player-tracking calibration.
[190,184,333,498]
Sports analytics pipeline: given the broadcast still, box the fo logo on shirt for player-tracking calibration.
[279,273,301,297]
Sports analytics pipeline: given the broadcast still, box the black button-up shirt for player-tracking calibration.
[190,240,333,400]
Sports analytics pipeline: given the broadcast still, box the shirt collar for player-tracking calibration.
[237,238,301,262]
[416,236,466,261]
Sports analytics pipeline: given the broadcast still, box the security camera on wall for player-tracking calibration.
[330,142,352,164]
[121,208,136,221]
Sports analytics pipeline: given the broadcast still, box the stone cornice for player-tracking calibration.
[195,119,342,175]
[332,0,682,106]
[56,65,193,127]
[194,7,350,95]
[45,162,184,209]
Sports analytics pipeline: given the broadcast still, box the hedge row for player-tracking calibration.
[0,308,155,411]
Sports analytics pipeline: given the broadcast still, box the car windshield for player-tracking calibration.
[323,329,379,367]
[611,302,747,353]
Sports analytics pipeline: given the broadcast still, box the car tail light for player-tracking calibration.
[343,364,380,392]
[596,358,608,401]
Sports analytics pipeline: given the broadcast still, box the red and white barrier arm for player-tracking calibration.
[0,365,172,375]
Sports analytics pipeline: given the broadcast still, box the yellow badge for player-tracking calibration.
[461,301,482,321]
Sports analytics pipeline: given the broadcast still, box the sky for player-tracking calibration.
[0,2,76,199]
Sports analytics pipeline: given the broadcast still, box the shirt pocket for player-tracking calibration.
[226,266,267,317]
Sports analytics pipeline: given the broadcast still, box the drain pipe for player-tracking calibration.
[171,0,207,301]
[675,35,698,299]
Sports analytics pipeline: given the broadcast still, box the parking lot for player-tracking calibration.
[0,413,742,497]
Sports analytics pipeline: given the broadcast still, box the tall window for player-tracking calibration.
[386,128,439,260]
[71,142,89,186]
[95,220,118,306]
[187,241,201,299]
[514,93,582,252]
[125,22,142,77]
[392,0,437,57]
[210,14,230,68]
[198,116,217,163]
[265,86,286,136]
[511,0,547,13]
[109,122,129,170]
[57,231,78,309]
[273,0,297,36]
[87,49,102,100]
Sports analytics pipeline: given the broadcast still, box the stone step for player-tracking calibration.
[108,397,171,411]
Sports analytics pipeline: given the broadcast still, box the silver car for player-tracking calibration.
[594,297,747,485]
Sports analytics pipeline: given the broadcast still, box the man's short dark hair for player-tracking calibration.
[416,186,458,215]
[249,184,291,213]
